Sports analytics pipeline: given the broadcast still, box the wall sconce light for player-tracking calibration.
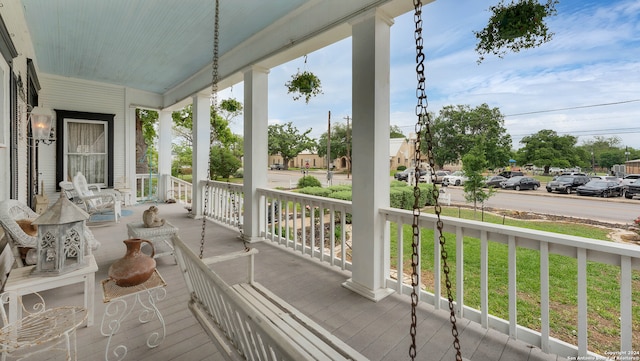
[29,106,56,145]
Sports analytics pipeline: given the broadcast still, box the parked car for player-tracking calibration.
[590,175,622,184]
[394,169,410,181]
[484,175,507,188]
[419,170,450,183]
[434,170,451,184]
[500,176,540,191]
[621,174,640,187]
[625,179,640,199]
[498,170,523,178]
[442,171,468,186]
[546,175,590,194]
[576,180,624,197]
[269,163,284,170]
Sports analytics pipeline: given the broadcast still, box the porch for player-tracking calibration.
[31,201,563,361]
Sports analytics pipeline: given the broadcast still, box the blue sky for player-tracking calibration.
[220,0,640,150]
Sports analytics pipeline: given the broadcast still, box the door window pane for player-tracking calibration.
[66,120,107,185]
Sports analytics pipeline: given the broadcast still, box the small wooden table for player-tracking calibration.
[126,222,178,262]
[3,255,98,326]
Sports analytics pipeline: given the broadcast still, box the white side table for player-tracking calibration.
[126,222,178,262]
[114,188,134,206]
[101,270,167,361]
[3,255,98,327]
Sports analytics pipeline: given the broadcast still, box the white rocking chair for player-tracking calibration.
[72,172,121,223]
[0,292,87,361]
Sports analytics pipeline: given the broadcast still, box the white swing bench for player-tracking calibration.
[171,235,367,361]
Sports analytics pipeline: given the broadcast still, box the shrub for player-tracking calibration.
[327,185,352,193]
[327,191,352,201]
[391,180,408,188]
[297,175,321,188]
[298,187,332,197]
[234,168,244,178]
[389,183,435,210]
[397,165,407,171]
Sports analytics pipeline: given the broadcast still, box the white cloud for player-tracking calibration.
[221,0,640,150]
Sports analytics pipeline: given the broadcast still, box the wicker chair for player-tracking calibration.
[72,172,121,223]
[0,291,87,361]
[0,200,100,268]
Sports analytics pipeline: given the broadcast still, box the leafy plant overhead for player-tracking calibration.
[474,0,559,64]
[285,70,323,104]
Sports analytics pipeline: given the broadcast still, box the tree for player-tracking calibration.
[136,109,158,174]
[431,104,512,169]
[317,123,350,164]
[268,122,316,169]
[462,143,494,213]
[317,123,406,168]
[390,125,405,139]
[171,99,243,178]
[171,144,192,178]
[171,103,238,147]
[578,136,625,171]
[210,147,242,179]
[515,129,582,173]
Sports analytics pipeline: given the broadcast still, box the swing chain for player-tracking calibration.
[410,1,461,360]
[200,0,220,259]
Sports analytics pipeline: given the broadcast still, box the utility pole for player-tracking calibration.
[625,146,630,162]
[344,115,351,179]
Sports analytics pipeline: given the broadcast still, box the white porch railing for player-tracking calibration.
[257,187,353,271]
[198,181,639,359]
[134,174,192,206]
[201,180,244,230]
[134,173,157,203]
[167,176,192,206]
[380,207,640,359]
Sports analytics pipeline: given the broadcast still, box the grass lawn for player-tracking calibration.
[390,206,640,355]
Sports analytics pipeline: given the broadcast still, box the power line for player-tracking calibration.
[511,127,640,137]
[505,99,640,117]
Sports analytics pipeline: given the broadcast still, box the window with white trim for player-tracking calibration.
[56,110,114,188]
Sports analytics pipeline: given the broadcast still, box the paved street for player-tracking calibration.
[267,170,638,225]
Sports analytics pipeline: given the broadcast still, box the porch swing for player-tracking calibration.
[171,1,462,360]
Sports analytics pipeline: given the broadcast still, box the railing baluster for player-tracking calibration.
[396,215,404,294]
[432,221,439,308]
[456,226,464,318]
[508,235,517,338]
[480,230,488,329]
[620,255,632,352]
[577,248,588,356]
[540,241,550,353]
[310,203,316,258]
[341,209,347,270]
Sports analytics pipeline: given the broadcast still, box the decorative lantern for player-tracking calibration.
[31,194,90,276]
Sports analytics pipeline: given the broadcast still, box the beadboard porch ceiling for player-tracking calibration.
[17,0,418,107]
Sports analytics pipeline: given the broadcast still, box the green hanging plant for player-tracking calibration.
[285,70,323,104]
[474,0,559,64]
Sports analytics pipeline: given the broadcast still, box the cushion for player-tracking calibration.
[16,219,38,236]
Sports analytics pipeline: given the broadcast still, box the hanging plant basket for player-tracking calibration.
[285,70,323,104]
[474,0,558,63]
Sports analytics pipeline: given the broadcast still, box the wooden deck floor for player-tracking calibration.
[32,202,567,361]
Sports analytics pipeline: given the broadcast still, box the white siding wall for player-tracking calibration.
[38,75,127,196]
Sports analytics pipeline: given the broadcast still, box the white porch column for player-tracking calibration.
[342,9,394,301]
[157,110,172,202]
[243,66,269,243]
[191,94,210,218]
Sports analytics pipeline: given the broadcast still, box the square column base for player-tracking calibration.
[342,278,395,302]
